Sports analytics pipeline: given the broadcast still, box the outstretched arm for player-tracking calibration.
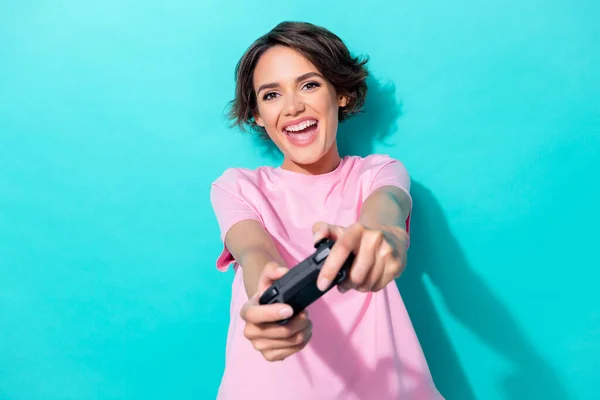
[358,185,411,231]
[224,219,287,298]
[224,220,313,362]
[313,185,411,293]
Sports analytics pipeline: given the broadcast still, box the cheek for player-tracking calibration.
[259,105,280,129]
[320,92,340,117]
[319,97,339,125]
[258,105,284,143]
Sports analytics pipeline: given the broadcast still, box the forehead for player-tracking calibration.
[253,45,319,87]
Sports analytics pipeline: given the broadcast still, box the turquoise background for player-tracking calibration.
[1,1,599,399]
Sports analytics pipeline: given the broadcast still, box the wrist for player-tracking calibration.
[239,250,284,298]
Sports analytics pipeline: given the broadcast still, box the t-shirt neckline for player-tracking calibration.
[273,155,352,184]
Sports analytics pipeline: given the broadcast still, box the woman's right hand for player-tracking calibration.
[239,262,313,362]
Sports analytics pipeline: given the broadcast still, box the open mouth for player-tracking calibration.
[283,119,319,145]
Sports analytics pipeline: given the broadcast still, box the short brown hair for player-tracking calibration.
[227,21,369,138]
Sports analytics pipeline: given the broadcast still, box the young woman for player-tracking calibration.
[210,21,443,400]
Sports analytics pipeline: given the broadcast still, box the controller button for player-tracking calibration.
[263,287,279,303]
[313,248,330,264]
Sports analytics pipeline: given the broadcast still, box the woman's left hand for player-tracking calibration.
[312,221,410,293]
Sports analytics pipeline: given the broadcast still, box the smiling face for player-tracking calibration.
[253,45,348,174]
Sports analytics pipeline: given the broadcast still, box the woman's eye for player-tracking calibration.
[263,92,278,101]
[303,82,320,90]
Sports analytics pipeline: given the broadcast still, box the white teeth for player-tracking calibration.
[284,120,317,132]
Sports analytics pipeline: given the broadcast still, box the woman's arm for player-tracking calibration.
[313,185,411,292]
[227,219,313,362]
[224,219,287,298]
[358,185,411,231]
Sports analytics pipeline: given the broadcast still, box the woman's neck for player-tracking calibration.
[280,142,341,175]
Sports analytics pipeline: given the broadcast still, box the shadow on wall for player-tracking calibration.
[399,182,571,400]
[252,73,570,399]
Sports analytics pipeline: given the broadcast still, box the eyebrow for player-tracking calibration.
[256,72,324,95]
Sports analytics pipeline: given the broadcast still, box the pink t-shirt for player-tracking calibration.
[210,154,443,400]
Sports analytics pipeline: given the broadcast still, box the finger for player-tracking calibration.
[261,331,313,362]
[355,237,388,292]
[372,263,400,292]
[312,221,345,244]
[394,250,407,279]
[312,221,329,243]
[251,321,312,351]
[317,224,362,291]
[339,229,382,292]
[357,250,385,292]
[372,248,405,292]
[240,301,294,325]
[257,263,289,294]
[245,310,310,340]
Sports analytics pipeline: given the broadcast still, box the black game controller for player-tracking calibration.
[259,238,355,324]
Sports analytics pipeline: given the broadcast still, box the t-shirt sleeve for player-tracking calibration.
[364,154,413,233]
[210,169,262,272]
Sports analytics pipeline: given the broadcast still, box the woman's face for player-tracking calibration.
[252,45,347,171]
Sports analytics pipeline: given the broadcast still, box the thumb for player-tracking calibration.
[257,261,289,294]
[312,221,345,244]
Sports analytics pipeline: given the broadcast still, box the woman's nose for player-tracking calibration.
[284,93,305,116]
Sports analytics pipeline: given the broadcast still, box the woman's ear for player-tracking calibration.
[253,112,265,127]
[338,95,349,108]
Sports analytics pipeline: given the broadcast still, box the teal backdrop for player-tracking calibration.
[1,1,599,399]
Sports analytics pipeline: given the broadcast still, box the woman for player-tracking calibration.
[210,21,443,400]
